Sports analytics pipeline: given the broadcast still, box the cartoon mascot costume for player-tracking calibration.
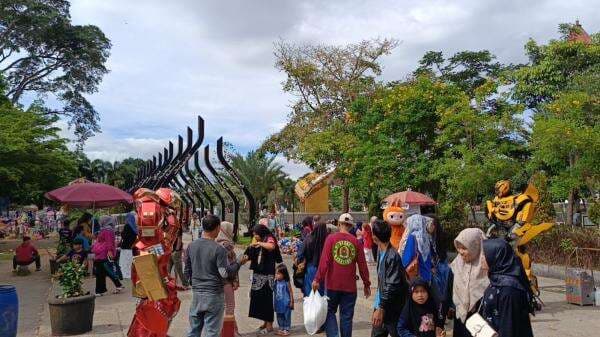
[383,206,407,250]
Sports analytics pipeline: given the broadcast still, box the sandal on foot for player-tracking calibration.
[258,328,273,335]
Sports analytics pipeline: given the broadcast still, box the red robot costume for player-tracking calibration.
[127,188,182,337]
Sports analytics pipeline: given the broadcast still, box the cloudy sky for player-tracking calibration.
[66,0,599,178]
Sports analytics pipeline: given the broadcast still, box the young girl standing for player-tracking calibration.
[274,264,294,336]
[397,278,445,337]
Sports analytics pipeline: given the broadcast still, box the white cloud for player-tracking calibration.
[61,0,600,176]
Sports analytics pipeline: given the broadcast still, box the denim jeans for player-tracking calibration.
[188,291,225,337]
[276,309,292,331]
[325,289,357,337]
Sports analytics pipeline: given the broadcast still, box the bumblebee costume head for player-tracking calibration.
[494,180,511,198]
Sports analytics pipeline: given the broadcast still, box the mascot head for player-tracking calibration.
[383,206,406,226]
[494,180,511,198]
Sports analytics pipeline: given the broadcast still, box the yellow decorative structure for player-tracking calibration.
[295,170,333,213]
[486,180,554,295]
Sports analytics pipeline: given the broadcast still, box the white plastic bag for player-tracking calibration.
[303,290,328,335]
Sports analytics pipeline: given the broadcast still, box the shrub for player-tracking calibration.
[529,224,600,268]
[55,261,87,298]
[588,201,600,225]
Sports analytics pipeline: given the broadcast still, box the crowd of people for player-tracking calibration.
[5,207,535,337]
[0,207,62,239]
[182,212,536,337]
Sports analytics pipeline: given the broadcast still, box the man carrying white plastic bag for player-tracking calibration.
[303,290,328,335]
[311,213,371,337]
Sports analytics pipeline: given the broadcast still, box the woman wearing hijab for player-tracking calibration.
[216,221,241,336]
[300,222,329,296]
[91,224,123,296]
[399,214,433,282]
[426,216,451,318]
[396,278,445,337]
[118,211,137,279]
[246,224,283,335]
[479,239,534,337]
[449,228,489,337]
[120,211,137,250]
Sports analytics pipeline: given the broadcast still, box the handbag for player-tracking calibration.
[465,301,498,337]
[405,250,419,280]
[293,260,306,289]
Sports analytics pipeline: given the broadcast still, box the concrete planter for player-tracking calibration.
[48,293,95,336]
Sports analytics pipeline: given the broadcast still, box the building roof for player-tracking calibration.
[568,20,592,44]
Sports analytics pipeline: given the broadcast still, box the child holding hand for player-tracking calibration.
[274,264,294,336]
[397,278,446,337]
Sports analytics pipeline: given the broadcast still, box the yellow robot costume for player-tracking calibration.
[485,180,554,296]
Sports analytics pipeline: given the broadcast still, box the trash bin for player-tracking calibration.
[0,285,19,337]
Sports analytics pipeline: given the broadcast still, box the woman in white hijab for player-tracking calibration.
[216,221,241,337]
[449,228,489,337]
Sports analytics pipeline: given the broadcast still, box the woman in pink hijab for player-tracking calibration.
[91,216,123,296]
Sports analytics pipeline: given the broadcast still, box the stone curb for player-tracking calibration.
[532,263,600,286]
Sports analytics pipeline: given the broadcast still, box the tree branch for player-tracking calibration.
[0,49,14,64]
[0,55,32,73]
[8,61,64,102]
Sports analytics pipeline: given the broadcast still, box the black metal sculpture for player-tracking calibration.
[127,116,256,242]
[216,137,257,234]
[204,144,240,240]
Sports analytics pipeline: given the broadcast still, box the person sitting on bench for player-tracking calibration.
[13,236,41,272]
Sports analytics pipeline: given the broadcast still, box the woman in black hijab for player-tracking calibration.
[480,239,534,337]
[246,224,283,334]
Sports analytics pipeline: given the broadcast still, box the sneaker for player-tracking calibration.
[35,268,41,272]
[113,287,125,294]
[95,292,105,297]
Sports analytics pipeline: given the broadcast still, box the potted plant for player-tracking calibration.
[48,261,95,335]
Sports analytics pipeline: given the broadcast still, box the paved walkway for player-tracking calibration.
[2,234,599,336]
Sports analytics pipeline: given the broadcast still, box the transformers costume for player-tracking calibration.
[485,180,554,294]
[127,188,182,337]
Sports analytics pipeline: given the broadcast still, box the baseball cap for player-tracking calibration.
[338,213,354,226]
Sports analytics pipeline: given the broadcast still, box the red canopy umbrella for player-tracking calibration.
[382,190,437,208]
[45,179,133,209]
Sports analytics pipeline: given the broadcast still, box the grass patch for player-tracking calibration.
[0,252,13,261]
[236,236,252,247]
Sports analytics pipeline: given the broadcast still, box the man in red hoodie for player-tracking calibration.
[313,213,371,337]
[13,236,41,272]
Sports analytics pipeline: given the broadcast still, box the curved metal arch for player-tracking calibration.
[193,151,226,221]
[204,144,240,240]
[216,137,257,232]
[178,165,213,216]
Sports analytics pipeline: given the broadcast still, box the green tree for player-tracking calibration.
[341,76,459,211]
[0,101,78,204]
[0,0,111,143]
[511,26,600,108]
[530,67,600,225]
[261,38,397,212]
[414,50,506,96]
[515,23,600,225]
[433,80,527,224]
[227,151,289,211]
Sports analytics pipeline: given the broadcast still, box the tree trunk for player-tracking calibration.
[567,189,575,226]
[342,183,350,213]
[469,203,478,225]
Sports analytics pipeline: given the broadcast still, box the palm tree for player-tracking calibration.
[228,151,289,211]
